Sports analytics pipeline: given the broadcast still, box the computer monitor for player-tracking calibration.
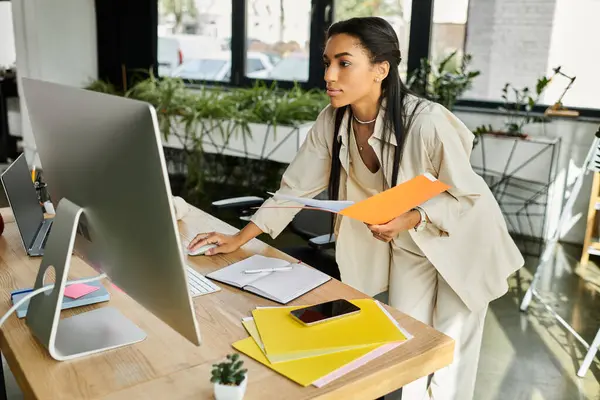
[20,77,201,360]
[1,153,53,256]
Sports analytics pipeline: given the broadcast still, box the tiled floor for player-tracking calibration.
[473,242,600,400]
[1,227,599,399]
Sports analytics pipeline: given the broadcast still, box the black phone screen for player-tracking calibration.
[290,299,361,324]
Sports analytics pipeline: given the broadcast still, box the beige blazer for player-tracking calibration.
[251,96,524,312]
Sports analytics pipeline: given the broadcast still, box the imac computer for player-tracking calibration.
[20,77,202,360]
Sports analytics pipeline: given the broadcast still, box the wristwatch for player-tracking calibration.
[412,206,428,232]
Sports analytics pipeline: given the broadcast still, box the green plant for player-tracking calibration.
[211,353,248,386]
[407,50,480,110]
[473,72,552,137]
[85,71,329,196]
[500,76,551,134]
[86,72,328,138]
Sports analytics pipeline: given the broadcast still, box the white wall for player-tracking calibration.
[0,2,16,67]
[11,0,98,166]
[465,0,557,101]
[544,0,600,109]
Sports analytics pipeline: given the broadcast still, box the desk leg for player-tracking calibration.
[0,352,7,400]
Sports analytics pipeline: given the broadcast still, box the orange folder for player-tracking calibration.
[262,173,450,225]
[338,173,450,225]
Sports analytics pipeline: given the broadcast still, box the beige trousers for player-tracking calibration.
[385,245,488,400]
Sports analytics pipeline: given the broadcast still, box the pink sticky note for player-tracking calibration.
[64,283,99,299]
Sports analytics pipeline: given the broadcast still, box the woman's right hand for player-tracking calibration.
[188,232,243,256]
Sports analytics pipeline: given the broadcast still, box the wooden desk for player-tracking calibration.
[0,206,454,399]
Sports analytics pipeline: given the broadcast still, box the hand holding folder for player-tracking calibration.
[267,173,450,225]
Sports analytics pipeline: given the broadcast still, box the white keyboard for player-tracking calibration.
[186,265,221,297]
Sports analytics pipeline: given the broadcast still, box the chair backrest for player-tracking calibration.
[290,190,332,240]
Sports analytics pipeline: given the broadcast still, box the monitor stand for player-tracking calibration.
[25,198,147,361]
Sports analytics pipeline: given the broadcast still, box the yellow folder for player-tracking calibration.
[233,335,383,387]
[252,299,406,362]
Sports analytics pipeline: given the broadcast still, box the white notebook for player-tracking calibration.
[206,255,332,304]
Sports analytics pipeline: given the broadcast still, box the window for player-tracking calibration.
[0,2,16,69]
[172,58,230,82]
[268,54,309,82]
[334,0,412,79]
[246,57,266,74]
[430,0,468,66]
[157,0,232,82]
[245,0,312,82]
[458,0,600,109]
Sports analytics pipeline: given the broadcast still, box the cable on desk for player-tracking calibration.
[0,274,108,327]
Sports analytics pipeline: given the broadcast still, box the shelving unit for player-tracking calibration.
[581,171,600,264]
[470,133,561,258]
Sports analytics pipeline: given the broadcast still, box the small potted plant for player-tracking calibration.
[211,353,248,400]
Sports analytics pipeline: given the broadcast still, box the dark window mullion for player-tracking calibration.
[406,0,433,77]
[231,0,246,87]
[307,0,332,90]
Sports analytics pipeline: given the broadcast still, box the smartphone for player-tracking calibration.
[290,299,361,326]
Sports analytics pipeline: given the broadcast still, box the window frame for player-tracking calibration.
[238,0,332,90]
[154,0,331,91]
[145,0,600,118]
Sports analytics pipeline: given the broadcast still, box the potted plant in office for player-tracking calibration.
[406,50,480,111]
[472,72,553,141]
[211,353,248,400]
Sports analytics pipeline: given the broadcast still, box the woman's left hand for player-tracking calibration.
[367,210,421,243]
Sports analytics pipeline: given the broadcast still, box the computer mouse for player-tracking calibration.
[186,244,218,256]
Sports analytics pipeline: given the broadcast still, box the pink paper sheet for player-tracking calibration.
[312,342,403,387]
[64,283,99,299]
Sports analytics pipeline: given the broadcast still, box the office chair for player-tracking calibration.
[211,193,341,281]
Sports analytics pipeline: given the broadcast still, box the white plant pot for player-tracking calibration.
[213,375,248,400]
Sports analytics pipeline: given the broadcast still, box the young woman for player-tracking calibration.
[188,17,524,400]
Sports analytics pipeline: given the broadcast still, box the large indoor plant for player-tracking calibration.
[406,50,480,111]
[86,73,329,199]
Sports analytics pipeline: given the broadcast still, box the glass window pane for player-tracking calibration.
[0,2,16,69]
[245,0,311,82]
[158,0,232,82]
[430,0,468,65]
[334,0,411,80]
[456,0,600,109]
[420,0,470,109]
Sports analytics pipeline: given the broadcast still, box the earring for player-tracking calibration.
[375,78,380,82]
